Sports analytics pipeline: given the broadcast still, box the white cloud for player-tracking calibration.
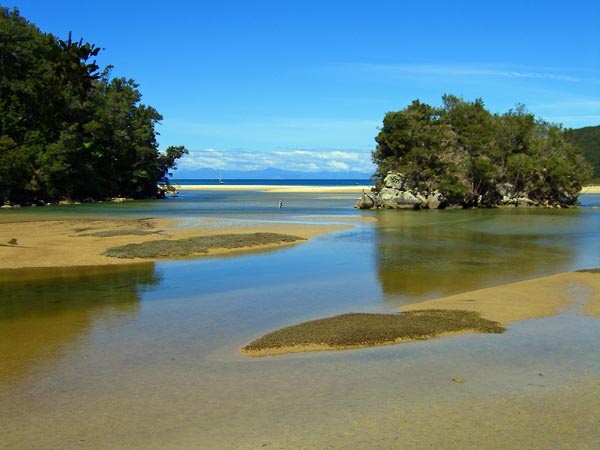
[179,148,375,173]
[327,160,350,170]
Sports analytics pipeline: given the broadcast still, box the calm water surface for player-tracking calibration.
[1,191,600,448]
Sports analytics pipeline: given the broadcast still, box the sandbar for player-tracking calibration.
[243,270,600,356]
[400,270,600,325]
[174,184,373,193]
[0,217,351,269]
[173,184,600,195]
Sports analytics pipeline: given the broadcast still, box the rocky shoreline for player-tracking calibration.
[355,172,589,210]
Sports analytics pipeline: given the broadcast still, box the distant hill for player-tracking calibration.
[567,125,600,179]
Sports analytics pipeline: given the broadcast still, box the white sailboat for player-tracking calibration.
[219,172,224,184]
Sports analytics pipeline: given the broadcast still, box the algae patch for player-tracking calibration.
[242,310,505,356]
[103,232,305,258]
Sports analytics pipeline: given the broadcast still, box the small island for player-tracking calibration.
[356,96,593,210]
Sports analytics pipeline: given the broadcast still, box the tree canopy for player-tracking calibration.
[372,95,593,207]
[0,7,188,205]
[566,125,600,180]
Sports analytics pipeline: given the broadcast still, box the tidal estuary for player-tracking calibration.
[1,188,600,448]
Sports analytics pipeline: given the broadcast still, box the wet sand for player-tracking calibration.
[0,217,351,269]
[401,270,600,324]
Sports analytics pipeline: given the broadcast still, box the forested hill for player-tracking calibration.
[567,125,600,179]
[0,8,188,206]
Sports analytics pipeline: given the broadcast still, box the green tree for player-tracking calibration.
[372,95,592,207]
[373,100,458,193]
[441,95,500,205]
[566,125,600,179]
[0,7,187,204]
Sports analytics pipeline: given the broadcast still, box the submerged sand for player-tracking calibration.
[2,204,599,447]
[3,201,600,358]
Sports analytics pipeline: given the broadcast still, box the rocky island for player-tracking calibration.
[357,95,593,210]
[356,171,585,210]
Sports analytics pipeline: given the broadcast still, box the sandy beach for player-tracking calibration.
[174,184,373,193]
[581,184,600,194]
[0,217,352,270]
[0,183,374,269]
[173,183,600,194]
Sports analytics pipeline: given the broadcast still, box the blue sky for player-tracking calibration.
[10,0,600,176]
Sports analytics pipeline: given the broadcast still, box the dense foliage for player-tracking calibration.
[372,95,593,207]
[0,7,187,205]
[566,125,600,179]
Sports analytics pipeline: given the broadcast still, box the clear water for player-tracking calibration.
[1,191,600,448]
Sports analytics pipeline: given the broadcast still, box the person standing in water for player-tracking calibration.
[279,200,283,208]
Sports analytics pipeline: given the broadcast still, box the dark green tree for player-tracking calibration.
[0,7,187,205]
[566,125,600,179]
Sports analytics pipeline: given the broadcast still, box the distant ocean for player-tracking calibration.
[170,178,372,186]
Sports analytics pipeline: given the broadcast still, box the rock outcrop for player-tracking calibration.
[355,172,580,210]
[355,173,449,210]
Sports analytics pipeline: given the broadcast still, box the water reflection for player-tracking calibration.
[0,263,158,388]
[374,208,599,305]
[2,196,600,448]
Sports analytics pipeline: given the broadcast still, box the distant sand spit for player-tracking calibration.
[174,184,600,194]
[581,185,600,194]
[175,184,373,193]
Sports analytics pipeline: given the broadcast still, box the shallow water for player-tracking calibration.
[1,192,600,448]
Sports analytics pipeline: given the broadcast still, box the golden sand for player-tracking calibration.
[173,183,600,195]
[401,271,600,325]
[175,184,373,193]
[0,217,351,269]
[581,185,600,194]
